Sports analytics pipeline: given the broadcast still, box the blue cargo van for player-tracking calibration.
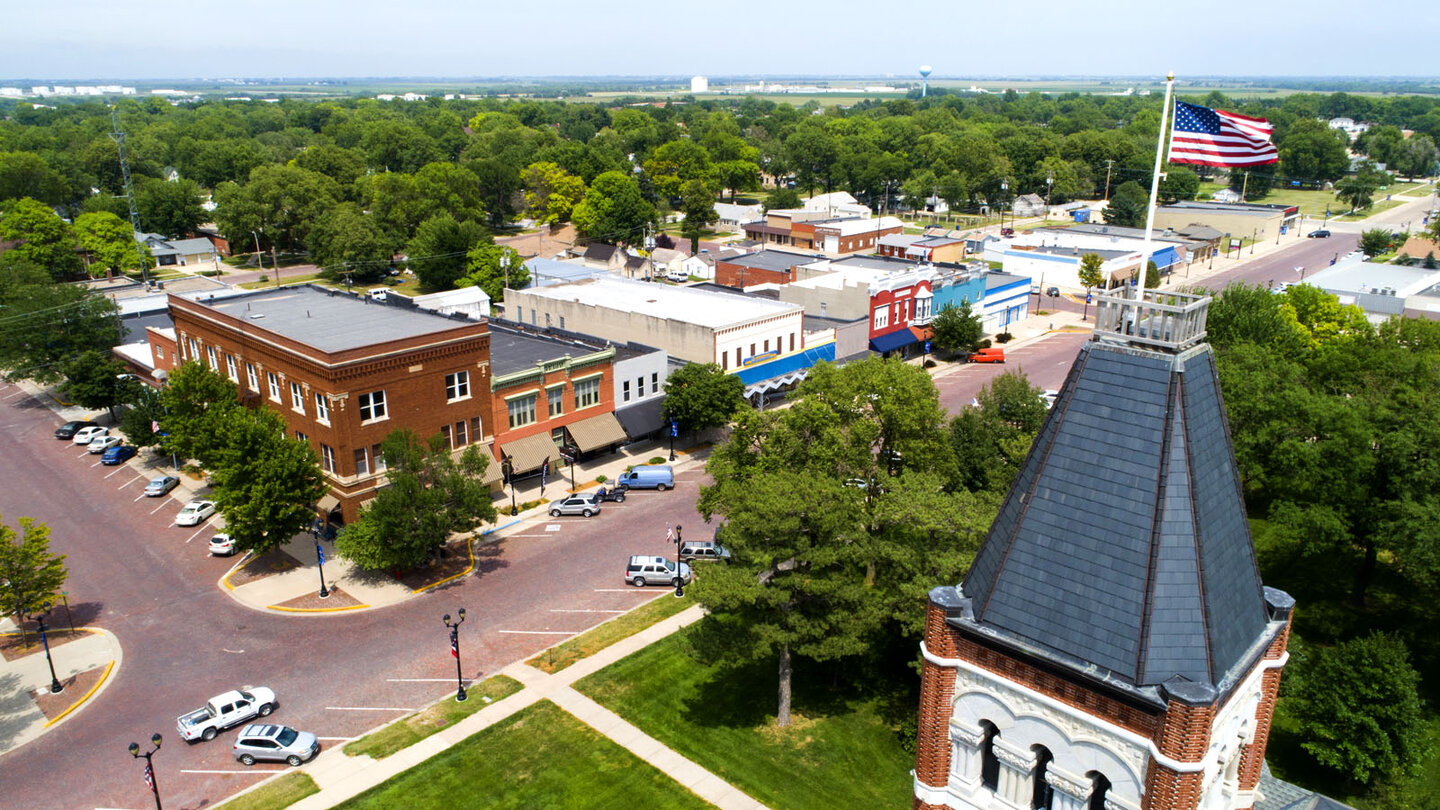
[617,465,674,491]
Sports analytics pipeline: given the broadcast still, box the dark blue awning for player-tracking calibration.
[869,329,919,354]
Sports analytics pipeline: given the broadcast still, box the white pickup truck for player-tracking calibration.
[176,687,277,742]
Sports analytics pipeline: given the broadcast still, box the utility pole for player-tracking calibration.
[1240,170,1250,202]
[109,108,150,287]
[1103,160,1114,201]
[1045,170,1054,220]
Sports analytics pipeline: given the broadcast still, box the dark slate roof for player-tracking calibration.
[959,336,1272,695]
[1253,763,1356,810]
[583,243,620,261]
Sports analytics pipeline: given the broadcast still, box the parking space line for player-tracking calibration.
[550,609,625,614]
[149,500,172,514]
[3,390,27,400]
[133,491,149,502]
[179,769,286,775]
[185,525,210,544]
[593,588,647,593]
[89,459,104,468]
[497,629,574,635]
[385,678,458,682]
[316,736,353,741]
[104,466,134,479]
[76,449,92,458]
[325,706,415,712]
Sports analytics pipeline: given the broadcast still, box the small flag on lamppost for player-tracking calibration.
[450,627,459,659]
[316,544,325,566]
[143,762,154,790]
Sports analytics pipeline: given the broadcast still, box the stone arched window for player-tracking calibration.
[980,721,1001,791]
[1087,772,1111,810]
[1031,745,1054,809]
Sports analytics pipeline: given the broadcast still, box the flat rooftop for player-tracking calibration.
[488,324,613,376]
[197,286,478,354]
[514,276,801,328]
[1023,245,1136,260]
[720,250,811,272]
[1306,255,1440,297]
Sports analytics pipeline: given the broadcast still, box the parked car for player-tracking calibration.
[101,445,137,465]
[72,425,109,445]
[176,687,277,742]
[88,435,123,454]
[593,484,626,503]
[145,476,180,497]
[617,465,674,491]
[1046,286,1061,298]
[208,533,235,556]
[624,555,692,587]
[549,493,601,517]
[679,540,731,563]
[1000,227,1016,237]
[967,347,1006,364]
[54,420,93,439]
[1307,229,1331,238]
[232,723,319,766]
[176,500,216,526]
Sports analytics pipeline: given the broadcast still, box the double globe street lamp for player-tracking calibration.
[443,608,468,702]
[128,733,163,810]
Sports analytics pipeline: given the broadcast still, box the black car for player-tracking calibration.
[1307,229,1331,238]
[54,420,92,439]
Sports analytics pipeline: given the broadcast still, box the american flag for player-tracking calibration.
[143,762,154,790]
[666,524,675,544]
[450,627,459,659]
[1169,101,1279,168]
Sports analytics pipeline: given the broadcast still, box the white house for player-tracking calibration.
[714,202,763,232]
[803,191,871,219]
[412,286,492,320]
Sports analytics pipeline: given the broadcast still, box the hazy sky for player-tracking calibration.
[4,0,1434,81]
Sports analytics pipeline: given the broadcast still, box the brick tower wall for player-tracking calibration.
[1236,617,1293,801]
[914,598,960,809]
[1143,698,1217,810]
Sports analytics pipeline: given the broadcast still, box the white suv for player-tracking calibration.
[624,555,692,587]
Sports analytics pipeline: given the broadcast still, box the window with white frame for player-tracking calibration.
[289,381,305,414]
[651,372,659,394]
[358,390,387,423]
[320,444,336,474]
[547,386,563,417]
[225,354,238,382]
[873,306,889,330]
[636,377,644,398]
[314,393,329,423]
[296,431,308,443]
[206,346,218,370]
[622,380,631,402]
[508,394,537,429]
[267,372,281,402]
[245,363,258,392]
[371,444,386,472]
[574,376,600,410]
[353,448,369,475]
[445,370,470,402]
[188,338,199,360]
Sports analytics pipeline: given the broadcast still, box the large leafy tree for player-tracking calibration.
[62,350,138,421]
[643,139,712,199]
[0,515,68,631]
[118,383,167,451]
[1360,227,1394,257]
[207,407,327,556]
[211,164,342,252]
[661,362,744,432]
[521,161,586,225]
[0,254,121,384]
[459,243,528,302]
[1335,175,1377,213]
[572,171,657,246]
[1287,633,1425,785]
[74,211,148,278]
[678,179,719,253]
[0,151,73,207]
[949,370,1048,494]
[308,202,392,281]
[136,178,206,238]
[0,197,82,280]
[929,300,984,357]
[1279,118,1351,184]
[406,214,488,292]
[157,361,240,468]
[1103,180,1147,227]
[335,430,496,571]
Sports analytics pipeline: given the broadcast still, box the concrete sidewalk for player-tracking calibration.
[274,603,767,810]
[0,621,122,757]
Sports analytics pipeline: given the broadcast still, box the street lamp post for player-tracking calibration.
[443,609,467,702]
[128,733,163,810]
[668,420,677,462]
[34,606,63,694]
[60,590,74,634]
[315,539,329,599]
[672,525,685,599]
[502,457,517,516]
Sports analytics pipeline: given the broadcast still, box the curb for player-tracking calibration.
[45,658,115,727]
[267,602,371,613]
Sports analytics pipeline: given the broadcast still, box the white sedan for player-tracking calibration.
[208,533,235,556]
[88,435,123,454]
[176,500,217,526]
[72,425,109,445]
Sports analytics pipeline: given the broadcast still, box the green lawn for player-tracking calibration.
[574,630,914,810]
[526,593,693,674]
[218,772,318,810]
[336,700,714,810]
[343,675,523,759]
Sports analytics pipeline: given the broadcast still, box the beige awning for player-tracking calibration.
[500,432,558,476]
[479,445,503,486]
[565,412,629,453]
[317,492,341,513]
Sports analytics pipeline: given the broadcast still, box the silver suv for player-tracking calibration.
[624,555,692,587]
[232,724,320,766]
[549,493,601,517]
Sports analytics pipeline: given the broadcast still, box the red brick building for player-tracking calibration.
[913,291,1293,810]
[165,286,495,523]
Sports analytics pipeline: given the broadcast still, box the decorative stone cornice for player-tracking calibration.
[950,723,986,748]
[992,739,1037,772]
[1045,768,1091,799]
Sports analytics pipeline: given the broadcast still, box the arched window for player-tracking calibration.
[1031,746,1054,810]
[1087,772,1111,810]
[980,721,1000,790]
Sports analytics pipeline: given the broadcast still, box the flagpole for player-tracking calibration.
[1136,71,1175,306]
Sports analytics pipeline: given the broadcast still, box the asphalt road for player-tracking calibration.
[932,331,1093,416]
[0,384,705,810]
[1197,230,1363,291]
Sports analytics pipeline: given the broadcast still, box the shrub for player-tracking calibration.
[648,456,667,465]
[995,332,1014,344]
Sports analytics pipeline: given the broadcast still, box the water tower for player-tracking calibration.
[918,65,932,97]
